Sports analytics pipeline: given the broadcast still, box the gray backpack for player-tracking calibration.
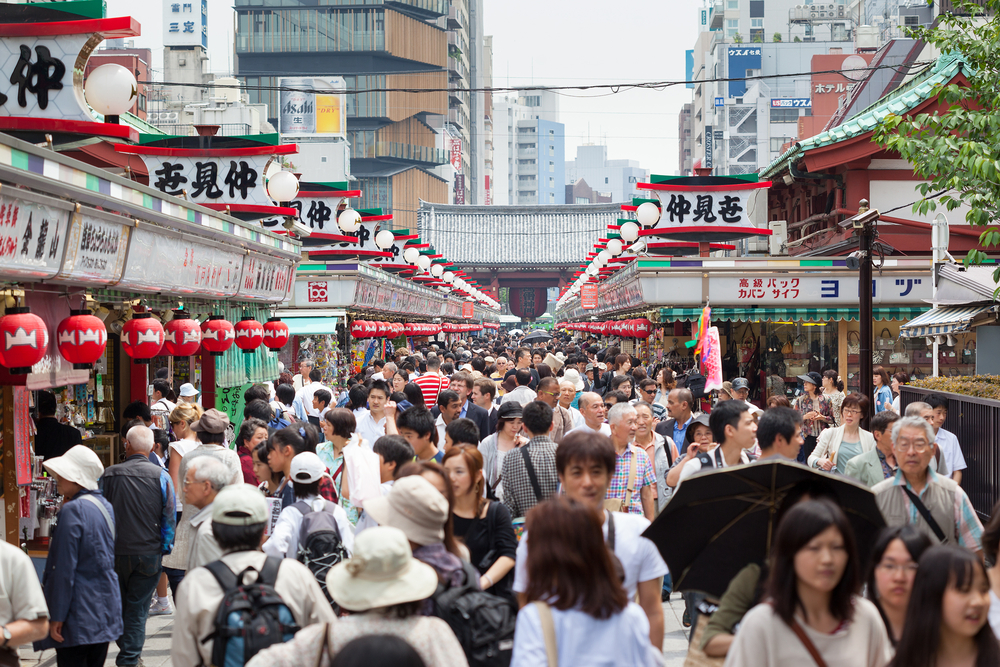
[291,500,349,607]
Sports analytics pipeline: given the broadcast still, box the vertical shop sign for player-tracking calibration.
[581,284,599,309]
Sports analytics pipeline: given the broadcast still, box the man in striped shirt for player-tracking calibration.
[413,355,449,406]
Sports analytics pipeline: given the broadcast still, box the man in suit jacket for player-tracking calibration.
[654,388,697,452]
[845,411,900,487]
[431,371,490,439]
[472,376,499,437]
[33,390,82,460]
[535,376,574,443]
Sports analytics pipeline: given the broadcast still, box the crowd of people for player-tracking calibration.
[1,332,998,667]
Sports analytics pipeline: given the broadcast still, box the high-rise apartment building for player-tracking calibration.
[566,145,647,203]
[234,0,451,230]
[483,35,494,204]
[445,0,487,204]
[678,103,693,175]
[492,91,565,205]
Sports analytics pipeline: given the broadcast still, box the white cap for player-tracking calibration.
[43,445,104,491]
[179,383,199,397]
[290,451,326,484]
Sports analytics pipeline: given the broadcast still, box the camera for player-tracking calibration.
[282,218,312,238]
[845,250,866,270]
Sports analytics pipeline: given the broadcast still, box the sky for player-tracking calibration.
[107,0,698,176]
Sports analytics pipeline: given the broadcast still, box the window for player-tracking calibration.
[548,145,555,156]
[751,18,762,27]
[321,156,327,163]
[575,196,589,204]
[727,0,739,8]
[549,192,555,203]
[770,108,800,122]
[726,18,739,30]
[605,177,609,184]
[549,161,554,172]
[549,177,554,187]
[549,129,554,137]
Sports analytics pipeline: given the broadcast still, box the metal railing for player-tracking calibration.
[900,385,999,520]
[150,123,254,137]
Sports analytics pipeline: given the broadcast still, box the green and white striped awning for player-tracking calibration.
[659,307,927,323]
[900,304,997,338]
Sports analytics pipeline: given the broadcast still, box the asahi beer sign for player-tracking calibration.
[279,77,346,138]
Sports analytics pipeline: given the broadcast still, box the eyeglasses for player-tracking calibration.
[539,391,558,398]
[842,408,862,416]
[877,562,920,575]
[893,440,930,452]
[641,388,656,395]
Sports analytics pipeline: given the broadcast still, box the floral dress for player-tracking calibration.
[794,393,834,439]
[825,390,845,427]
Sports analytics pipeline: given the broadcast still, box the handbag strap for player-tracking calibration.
[622,446,639,510]
[789,620,830,667]
[80,494,115,539]
[520,444,543,502]
[533,602,559,667]
[901,485,947,543]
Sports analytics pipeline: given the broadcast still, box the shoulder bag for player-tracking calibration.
[901,486,947,543]
[603,446,638,513]
[682,614,725,667]
[520,445,543,504]
[789,619,830,667]
[533,601,559,667]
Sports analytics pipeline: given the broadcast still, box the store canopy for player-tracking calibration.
[660,307,928,323]
[284,316,344,335]
[899,304,997,338]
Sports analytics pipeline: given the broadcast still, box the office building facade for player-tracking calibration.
[492,91,565,205]
[566,144,647,203]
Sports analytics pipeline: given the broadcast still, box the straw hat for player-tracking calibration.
[326,526,438,612]
[561,368,585,392]
[363,475,449,546]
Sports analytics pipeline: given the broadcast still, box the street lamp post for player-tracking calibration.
[851,199,879,429]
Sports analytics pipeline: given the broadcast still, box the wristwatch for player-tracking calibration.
[1,624,10,647]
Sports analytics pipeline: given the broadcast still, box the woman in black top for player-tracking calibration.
[442,445,517,598]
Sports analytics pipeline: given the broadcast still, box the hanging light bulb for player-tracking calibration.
[443,271,455,283]
[431,264,444,278]
[417,255,431,271]
[374,230,395,250]
[598,250,612,264]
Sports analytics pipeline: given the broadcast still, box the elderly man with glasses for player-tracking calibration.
[872,416,983,554]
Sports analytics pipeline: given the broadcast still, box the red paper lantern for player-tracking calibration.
[263,317,290,350]
[234,317,264,353]
[0,307,49,374]
[622,320,636,338]
[163,311,202,357]
[611,321,623,336]
[57,309,107,370]
[121,313,164,364]
[633,318,652,339]
[508,287,548,320]
[201,315,235,356]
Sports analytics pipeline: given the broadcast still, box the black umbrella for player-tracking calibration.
[520,330,553,345]
[642,459,885,599]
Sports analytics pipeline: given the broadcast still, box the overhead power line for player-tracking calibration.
[139,59,935,96]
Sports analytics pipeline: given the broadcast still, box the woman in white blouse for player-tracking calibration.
[724,500,891,667]
[511,498,661,667]
[807,393,876,475]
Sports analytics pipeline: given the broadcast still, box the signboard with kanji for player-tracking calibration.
[164,0,208,49]
[462,302,474,319]
[147,155,273,206]
[581,284,599,309]
[637,176,770,243]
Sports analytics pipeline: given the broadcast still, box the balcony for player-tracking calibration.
[517,147,536,158]
[448,108,464,129]
[351,140,448,166]
[710,1,724,29]
[448,4,464,29]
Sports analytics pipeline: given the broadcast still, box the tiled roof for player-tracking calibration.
[417,200,621,266]
[760,53,971,179]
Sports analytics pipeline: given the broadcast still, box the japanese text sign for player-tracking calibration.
[118,226,243,297]
[147,155,273,207]
[710,274,932,305]
[657,190,749,227]
[0,192,71,280]
[57,211,131,284]
[164,0,208,49]
[581,283,599,309]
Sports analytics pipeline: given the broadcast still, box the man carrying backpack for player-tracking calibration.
[171,484,336,667]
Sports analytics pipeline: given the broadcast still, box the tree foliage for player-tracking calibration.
[871,0,1000,276]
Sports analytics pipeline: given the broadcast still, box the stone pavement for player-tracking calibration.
[19,597,692,666]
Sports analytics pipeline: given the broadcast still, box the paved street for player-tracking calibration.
[19,597,692,666]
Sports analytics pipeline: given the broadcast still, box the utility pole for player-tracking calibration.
[851,199,879,429]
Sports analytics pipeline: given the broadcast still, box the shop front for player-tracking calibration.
[557,257,941,403]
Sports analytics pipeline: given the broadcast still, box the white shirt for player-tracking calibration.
[435,414,448,447]
[513,510,667,600]
[371,372,385,381]
[352,407,370,422]
[565,422,612,438]
[567,406,585,430]
[295,381,330,418]
[990,589,1000,640]
[511,602,662,667]
[153,397,177,414]
[678,444,752,484]
[262,494,355,560]
[935,427,967,475]
[354,481,393,536]
[502,385,537,406]
[356,412,387,450]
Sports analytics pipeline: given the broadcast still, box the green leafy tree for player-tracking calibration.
[773,32,783,42]
[872,0,1000,274]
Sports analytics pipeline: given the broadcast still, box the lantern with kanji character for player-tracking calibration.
[263,317,290,350]
[350,320,368,338]
[508,287,547,320]
[122,313,164,364]
[163,311,202,357]
[633,318,652,339]
[0,308,48,374]
[57,310,107,369]
[234,317,264,353]
[201,315,235,356]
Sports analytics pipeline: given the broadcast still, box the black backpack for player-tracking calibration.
[292,499,350,608]
[431,562,517,667]
[204,557,299,667]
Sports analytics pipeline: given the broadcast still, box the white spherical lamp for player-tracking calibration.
[586,264,598,276]
[403,247,420,264]
[598,250,612,264]
[636,201,661,227]
[85,64,138,118]
[417,255,431,271]
[266,171,299,203]
[607,238,624,256]
[431,264,444,278]
[374,230,395,250]
[620,221,640,243]
[338,208,362,233]
[443,271,455,283]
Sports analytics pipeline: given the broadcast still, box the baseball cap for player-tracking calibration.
[731,378,750,391]
[290,452,326,484]
[212,484,269,526]
[497,401,523,420]
[179,382,199,397]
[190,408,230,434]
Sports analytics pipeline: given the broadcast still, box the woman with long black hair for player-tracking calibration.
[891,546,999,667]
[725,499,891,666]
[865,526,933,646]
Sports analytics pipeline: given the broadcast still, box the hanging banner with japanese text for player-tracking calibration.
[636,177,770,243]
[118,226,244,298]
[581,284,599,309]
[0,190,72,280]
[163,0,208,49]
[144,155,274,207]
[56,209,131,284]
